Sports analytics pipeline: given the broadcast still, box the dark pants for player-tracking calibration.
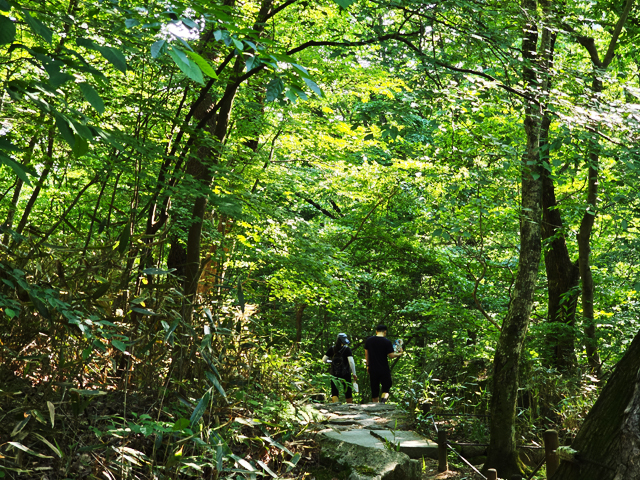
[369,369,392,398]
[331,375,353,399]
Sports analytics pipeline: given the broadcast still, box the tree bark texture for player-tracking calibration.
[551,330,640,480]
[181,0,274,323]
[541,119,580,371]
[572,0,635,377]
[484,2,550,476]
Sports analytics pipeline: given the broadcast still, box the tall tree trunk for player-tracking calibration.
[551,330,640,480]
[484,1,552,475]
[181,0,274,323]
[541,118,580,371]
[571,0,634,375]
[578,132,601,375]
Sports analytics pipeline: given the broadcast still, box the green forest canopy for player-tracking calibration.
[1,0,640,477]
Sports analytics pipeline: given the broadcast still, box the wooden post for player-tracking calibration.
[544,429,559,478]
[487,468,497,480]
[438,429,448,472]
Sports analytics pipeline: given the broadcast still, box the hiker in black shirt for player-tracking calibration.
[364,324,404,403]
[322,333,357,403]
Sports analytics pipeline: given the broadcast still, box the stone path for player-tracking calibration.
[309,403,438,480]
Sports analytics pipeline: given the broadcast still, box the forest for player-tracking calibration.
[1,0,640,478]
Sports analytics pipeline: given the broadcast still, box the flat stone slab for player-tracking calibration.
[320,430,421,480]
[370,430,438,459]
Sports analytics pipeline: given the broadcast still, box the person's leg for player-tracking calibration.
[379,372,392,403]
[370,370,381,403]
[330,377,340,403]
[344,377,353,403]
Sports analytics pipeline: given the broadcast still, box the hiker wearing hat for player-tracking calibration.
[322,333,357,403]
[364,324,404,403]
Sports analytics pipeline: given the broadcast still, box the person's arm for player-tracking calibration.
[365,348,370,373]
[348,356,357,379]
[322,355,331,363]
[388,351,404,359]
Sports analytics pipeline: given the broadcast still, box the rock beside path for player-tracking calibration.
[310,403,437,479]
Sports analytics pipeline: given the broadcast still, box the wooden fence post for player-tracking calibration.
[487,468,497,480]
[438,429,448,472]
[544,429,559,478]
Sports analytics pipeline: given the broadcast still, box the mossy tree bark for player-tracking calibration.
[550,330,640,480]
[484,1,554,476]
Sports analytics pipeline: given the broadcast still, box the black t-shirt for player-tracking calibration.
[326,345,353,377]
[365,335,394,374]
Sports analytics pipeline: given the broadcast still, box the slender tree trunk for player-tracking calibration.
[181,0,274,323]
[551,330,640,480]
[14,126,55,237]
[484,2,552,475]
[578,131,601,375]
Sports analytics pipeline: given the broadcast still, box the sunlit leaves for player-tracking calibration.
[168,47,204,84]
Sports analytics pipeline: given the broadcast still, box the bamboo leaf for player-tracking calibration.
[32,433,62,458]
[11,413,31,436]
[8,441,53,459]
[47,401,55,428]
[189,388,211,427]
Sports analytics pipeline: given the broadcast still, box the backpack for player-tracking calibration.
[331,346,351,378]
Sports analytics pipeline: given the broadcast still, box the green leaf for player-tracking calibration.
[0,0,10,12]
[112,339,127,352]
[22,10,52,44]
[0,15,16,44]
[49,71,74,88]
[116,222,131,254]
[98,46,127,73]
[125,18,139,28]
[28,291,51,320]
[285,89,297,103]
[0,154,33,186]
[150,39,165,58]
[266,77,284,102]
[332,0,356,8]
[185,50,217,78]
[172,418,190,431]
[303,77,322,96]
[0,137,21,152]
[190,389,211,426]
[78,83,105,114]
[70,119,94,140]
[205,370,227,397]
[231,38,243,51]
[168,47,204,84]
[11,414,31,436]
[291,63,310,78]
[55,113,75,147]
[72,135,89,157]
